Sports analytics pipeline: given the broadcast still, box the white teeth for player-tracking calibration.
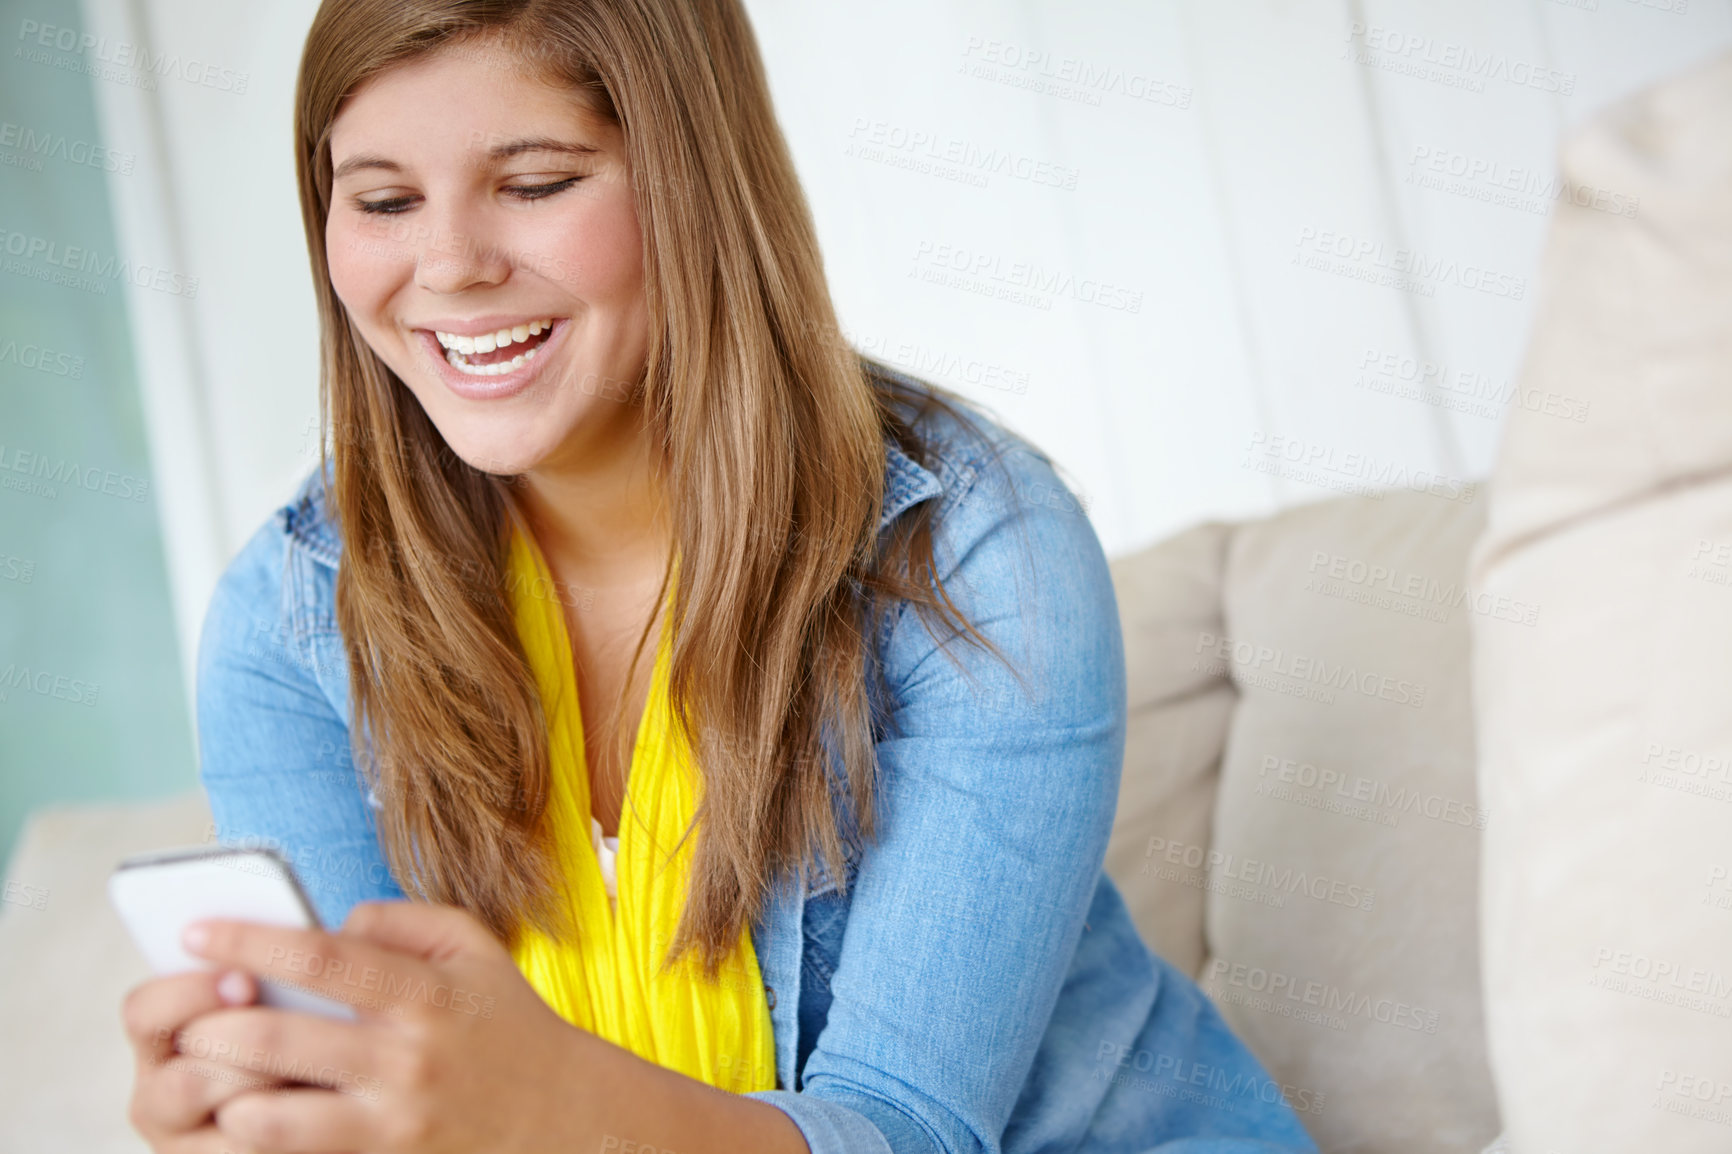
[431,318,556,375]
[432,318,554,356]
[443,342,545,376]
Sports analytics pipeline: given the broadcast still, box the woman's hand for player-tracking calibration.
[122,965,288,1152]
[171,900,598,1154]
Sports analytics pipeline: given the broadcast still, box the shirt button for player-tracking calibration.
[765,984,777,1009]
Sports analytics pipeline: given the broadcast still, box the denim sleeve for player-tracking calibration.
[195,520,404,929]
[749,441,1127,1154]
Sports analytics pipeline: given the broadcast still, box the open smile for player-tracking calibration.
[434,317,558,376]
[409,314,571,400]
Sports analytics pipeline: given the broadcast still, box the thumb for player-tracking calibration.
[339,900,506,964]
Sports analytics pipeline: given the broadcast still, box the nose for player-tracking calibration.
[412,202,513,295]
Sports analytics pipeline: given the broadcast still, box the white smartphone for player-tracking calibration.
[108,845,356,1021]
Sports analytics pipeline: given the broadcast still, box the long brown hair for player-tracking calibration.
[295,0,1019,973]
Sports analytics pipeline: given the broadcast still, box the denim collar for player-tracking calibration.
[282,435,944,568]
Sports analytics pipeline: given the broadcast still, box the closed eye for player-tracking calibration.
[355,195,417,216]
[503,176,585,200]
[353,176,586,216]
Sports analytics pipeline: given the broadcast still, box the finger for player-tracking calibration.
[123,970,258,1061]
[216,1085,377,1154]
[183,919,435,1019]
[136,1051,286,1135]
[153,1122,258,1153]
[177,1005,378,1089]
[340,899,506,963]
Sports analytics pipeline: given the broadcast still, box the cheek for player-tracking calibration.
[539,188,644,304]
[325,216,398,318]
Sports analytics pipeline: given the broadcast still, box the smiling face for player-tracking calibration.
[325,36,649,479]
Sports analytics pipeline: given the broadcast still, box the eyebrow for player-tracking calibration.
[331,136,600,182]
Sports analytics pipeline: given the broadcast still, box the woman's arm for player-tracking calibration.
[195,517,405,924]
[748,435,1126,1154]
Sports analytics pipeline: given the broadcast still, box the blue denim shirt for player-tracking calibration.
[195,383,1317,1154]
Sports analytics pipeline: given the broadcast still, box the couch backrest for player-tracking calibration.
[1108,489,1499,1153]
[1468,50,1732,1154]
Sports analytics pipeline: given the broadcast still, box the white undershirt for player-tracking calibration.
[590,816,620,901]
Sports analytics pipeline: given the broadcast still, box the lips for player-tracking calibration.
[410,315,569,401]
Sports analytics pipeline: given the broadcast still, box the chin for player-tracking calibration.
[445,440,544,478]
[419,417,549,479]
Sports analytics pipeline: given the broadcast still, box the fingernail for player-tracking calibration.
[182,923,210,953]
[217,970,251,1005]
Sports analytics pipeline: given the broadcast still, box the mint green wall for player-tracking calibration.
[0,0,196,871]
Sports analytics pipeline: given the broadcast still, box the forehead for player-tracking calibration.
[330,36,611,162]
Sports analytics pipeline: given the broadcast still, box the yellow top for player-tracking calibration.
[504,525,777,1093]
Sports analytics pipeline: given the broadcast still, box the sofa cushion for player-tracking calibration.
[1106,522,1237,978]
[1469,50,1732,1153]
[1110,488,1501,1153]
[1212,490,1498,1153]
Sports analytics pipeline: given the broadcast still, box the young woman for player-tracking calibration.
[121,2,1318,1151]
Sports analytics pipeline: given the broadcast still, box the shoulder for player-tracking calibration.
[206,458,337,611]
[865,363,1122,710]
[196,459,343,707]
[866,361,1099,578]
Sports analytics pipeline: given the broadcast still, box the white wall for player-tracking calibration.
[84,0,1732,696]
